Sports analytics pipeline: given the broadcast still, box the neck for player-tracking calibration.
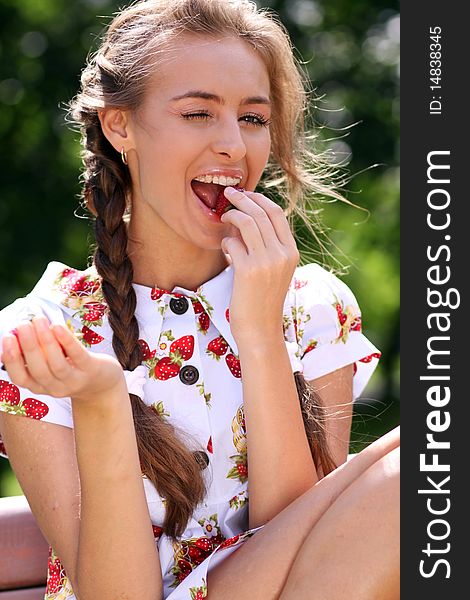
[127,231,230,292]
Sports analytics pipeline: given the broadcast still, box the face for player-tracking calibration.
[124,34,272,250]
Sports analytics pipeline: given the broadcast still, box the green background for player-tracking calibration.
[0,0,399,496]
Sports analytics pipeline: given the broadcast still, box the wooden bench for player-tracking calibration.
[0,495,49,599]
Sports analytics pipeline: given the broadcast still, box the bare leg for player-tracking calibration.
[279,445,400,600]
[207,427,400,599]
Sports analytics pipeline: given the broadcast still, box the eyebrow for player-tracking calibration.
[169,90,271,106]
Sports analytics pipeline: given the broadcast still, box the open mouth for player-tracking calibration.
[190,179,244,217]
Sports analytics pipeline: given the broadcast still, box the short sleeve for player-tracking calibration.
[290,263,381,401]
[0,296,74,459]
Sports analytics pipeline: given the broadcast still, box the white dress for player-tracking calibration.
[0,260,381,599]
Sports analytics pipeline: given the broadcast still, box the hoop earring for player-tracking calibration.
[121,146,128,165]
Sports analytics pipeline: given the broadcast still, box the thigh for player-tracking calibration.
[279,445,400,600]
[206,426,400,600]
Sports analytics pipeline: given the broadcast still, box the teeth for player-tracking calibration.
[194,174,242,186]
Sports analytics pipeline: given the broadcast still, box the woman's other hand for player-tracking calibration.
[0,316,125,401]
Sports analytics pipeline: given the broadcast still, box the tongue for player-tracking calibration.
[191,180,225,209]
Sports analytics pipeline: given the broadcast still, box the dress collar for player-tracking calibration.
[31,260,240,358]
[132,261,239,356]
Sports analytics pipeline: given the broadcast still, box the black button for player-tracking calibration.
[193,450,209,470]
[179,365,199,385]
[169,297,189,315]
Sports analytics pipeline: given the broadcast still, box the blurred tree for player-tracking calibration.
[0,0,399,495]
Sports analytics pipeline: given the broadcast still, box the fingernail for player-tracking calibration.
[224,186,236,195]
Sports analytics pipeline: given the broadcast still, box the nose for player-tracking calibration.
[210,115,247,161]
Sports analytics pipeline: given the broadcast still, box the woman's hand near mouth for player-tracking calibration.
[219,186,300,344]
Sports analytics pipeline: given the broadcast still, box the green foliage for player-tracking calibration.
[0,0,399,493]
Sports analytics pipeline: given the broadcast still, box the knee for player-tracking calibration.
[382,444,400,477]
[363,445,400,503]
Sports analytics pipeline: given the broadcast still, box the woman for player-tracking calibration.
[0,1,399,598]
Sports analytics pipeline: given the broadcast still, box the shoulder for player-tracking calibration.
[284,262,381,399]
[0,261,107,348]
[284,262,362,347]
[289,262,359,308]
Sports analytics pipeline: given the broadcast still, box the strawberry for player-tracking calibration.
[293,278,308,290]
[353,362,358,376]
[198,312,210,332]
[46,552,65,594]
[170,335,194,361]
[195,537,212,552]
[215,185,247,217]
[359,352,381,363]
[206,336,228,359]
[194,591,204,600]
[350,316,362,331]
[304,340,317,355]
[61,268,76,279]
[192,300,203,313]
[211,533,226,548]
[154,357,180,380]
[81,326,104,347]
[218,534,240,550]
[207,436,213,454]
[225,353,241,378]
[23,398,49,419]
[59,270,100,297]
[138,339,156,360]
[177,558,192,574]
[225,308,230,322]
[237,463,248,478]
[188,546,203,559]
[339,313,347,325]
[212,187,243,217]
[81,302,106,324]
[152,525,163,539]
[0,380,21,405]
[151,287,168,300]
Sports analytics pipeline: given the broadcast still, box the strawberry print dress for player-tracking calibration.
[0,261,381,599]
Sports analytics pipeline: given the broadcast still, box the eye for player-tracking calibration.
[182,112,212,121]
[242,113,272,127]
[182,111,271,128]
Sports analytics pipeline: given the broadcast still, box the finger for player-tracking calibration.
[1,332,45,393]
[50,324,91,371]
[31,317,74,380]
[220,209,265,254]
[242,190,298,250]
[222,187,274,250]
[14,321,57,387]
[221,236,247,266]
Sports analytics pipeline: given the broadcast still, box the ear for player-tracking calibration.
[98,108,132,153]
